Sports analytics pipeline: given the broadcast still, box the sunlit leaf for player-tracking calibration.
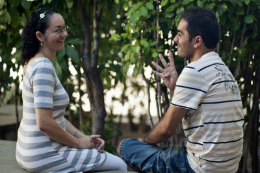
[145,1,154,10]
[130,10,140,23]
[0,0,4,9]
[140,39,149,48]
[161,0,168,7]
[244,0,250,5]
[140,6,148,17]
[197,1,204,7]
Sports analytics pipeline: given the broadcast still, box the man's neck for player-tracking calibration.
[190,49,214,62]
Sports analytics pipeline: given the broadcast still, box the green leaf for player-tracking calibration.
[221,4,228,12]
[128,2,144,16]
[166,12,174,18]
[130,10,140,23]
[9,8,20,28]
[125,52,131,61]
[152,52,158,58]
[145,1,154,10]
[205,3,215,10]
[140,6,148,17]
[21,0,30,10]
[0,0,4,9]
[121,44,130,52]
[133,44,140,53]
[132,64,143,77]
[21,13,26,27]
[244,0,250,5]
[0,11,11,24]
[66,45,80,64]
[244,15,254,24]
[53,59,62,80]
[236,8,244,15]
[183,0,193,5]
[161,0,168,7]
[197,1,204,7]
[66,38,85,45]
[109,34,121,42]
[115,128,123,136]
[232,18,240,31]
[140,39,149,48]
[114,0,119,4]
[57,48,66,60]
[9,0,21,7]
[121,33,128,38]
[58,59,67,70]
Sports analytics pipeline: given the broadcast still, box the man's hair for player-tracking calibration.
[180,8,220,49]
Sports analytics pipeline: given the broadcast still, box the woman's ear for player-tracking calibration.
[36,31,44,43]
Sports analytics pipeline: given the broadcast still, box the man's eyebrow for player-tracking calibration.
[177,29,183,34]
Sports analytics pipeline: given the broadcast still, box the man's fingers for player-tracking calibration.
[169,52,176,68]
[152,70,163,79]
[152,61,164,73]
[159,54,169,69]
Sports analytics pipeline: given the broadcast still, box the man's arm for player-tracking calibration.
[140,105,187,144]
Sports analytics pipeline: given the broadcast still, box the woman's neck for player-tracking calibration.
[36,47,56,62]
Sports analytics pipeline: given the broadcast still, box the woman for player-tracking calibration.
[16,8,127,172]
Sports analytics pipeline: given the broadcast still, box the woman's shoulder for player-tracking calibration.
[25,57,55,77]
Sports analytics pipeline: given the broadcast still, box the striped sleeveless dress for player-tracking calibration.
[16,58,106,173]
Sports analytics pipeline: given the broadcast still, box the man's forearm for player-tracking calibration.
[141,119,174,144]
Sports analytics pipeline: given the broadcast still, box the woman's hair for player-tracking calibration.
[21,8,58,65]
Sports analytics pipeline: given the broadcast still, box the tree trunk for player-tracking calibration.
[250,66,260,173]
[78,0,106,138]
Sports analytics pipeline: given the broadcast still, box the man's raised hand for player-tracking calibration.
[151,52,178,94]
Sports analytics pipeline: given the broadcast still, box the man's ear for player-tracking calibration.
[194,36,203,48]
[36,31,44,43]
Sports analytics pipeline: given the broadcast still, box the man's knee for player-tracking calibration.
[117,139,124,157]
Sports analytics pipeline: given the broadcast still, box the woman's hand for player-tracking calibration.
[90,135,105,153]
[77,136,95,149]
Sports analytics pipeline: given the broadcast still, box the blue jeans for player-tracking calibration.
[119,139,195,173]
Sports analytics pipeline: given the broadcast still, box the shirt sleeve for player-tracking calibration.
[31,59,56,108]
[171,66,209,110]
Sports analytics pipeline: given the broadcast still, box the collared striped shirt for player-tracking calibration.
[172,52,244,173]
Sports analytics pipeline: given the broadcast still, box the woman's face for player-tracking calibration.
[42,13,67,52]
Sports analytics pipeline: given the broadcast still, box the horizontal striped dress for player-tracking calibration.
[16,58,106,173]
[171,52,244,173]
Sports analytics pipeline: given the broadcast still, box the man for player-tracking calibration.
[117,8,244,173]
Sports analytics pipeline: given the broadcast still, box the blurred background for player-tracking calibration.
[0,0,260,172]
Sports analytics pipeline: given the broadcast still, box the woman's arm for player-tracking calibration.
[65,118,86,138]
[35,108,94,149]
[65,118,105,153]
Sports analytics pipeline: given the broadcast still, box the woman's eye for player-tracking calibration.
[55,30,61,34]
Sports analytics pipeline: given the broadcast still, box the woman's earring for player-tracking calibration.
[41,42,43,46]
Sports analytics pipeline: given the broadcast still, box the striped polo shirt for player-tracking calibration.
[171,51,244,173]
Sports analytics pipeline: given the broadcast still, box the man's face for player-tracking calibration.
[173,19,195,59]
